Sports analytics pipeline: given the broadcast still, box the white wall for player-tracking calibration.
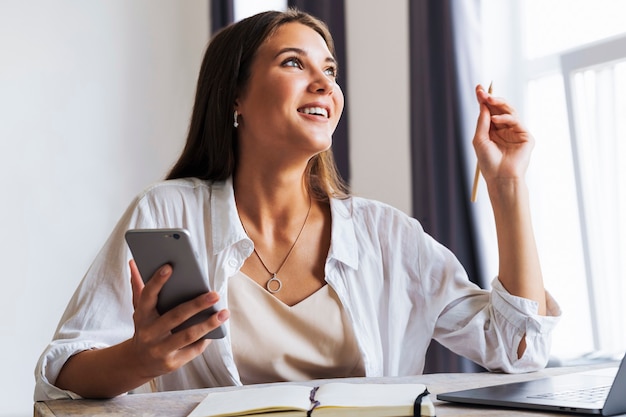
[0,1,209,415]
[345,0,412,214]
[0,1,412,415]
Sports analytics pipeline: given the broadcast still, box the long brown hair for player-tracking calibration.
[166,9,348,200]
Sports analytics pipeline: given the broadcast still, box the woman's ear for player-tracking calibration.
[233,100,241,128]
[233,109,240,128]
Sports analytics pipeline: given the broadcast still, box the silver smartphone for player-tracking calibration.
[124,228,225,339]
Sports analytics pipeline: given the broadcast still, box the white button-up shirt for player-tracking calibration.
[34,177,560,401]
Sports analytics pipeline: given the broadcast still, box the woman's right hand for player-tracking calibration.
[128,259,229,380]
[55,261,229,399]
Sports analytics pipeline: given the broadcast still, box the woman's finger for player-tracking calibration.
[159,293,229,350]
[478,88,516,117]
[490,113,523,129]
[473,102,493,150]
[129,259,144,309]
[138,264,172,308]
[130,261,172,333]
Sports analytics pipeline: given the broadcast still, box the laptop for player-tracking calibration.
[437,354,626,415]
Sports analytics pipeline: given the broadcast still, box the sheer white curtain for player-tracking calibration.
[564,48,626,354]
[452,0,498,286]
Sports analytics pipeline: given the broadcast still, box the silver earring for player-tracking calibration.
[233,110,239,128]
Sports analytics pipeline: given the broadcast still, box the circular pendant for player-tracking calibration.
[266,274,283,293]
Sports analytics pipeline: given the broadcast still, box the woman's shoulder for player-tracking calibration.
[134,177,234,206]
[121,178,229,228]
[337,194,412,216]
[128,178,228,216]
[136,177,212,199]
[332,194,421,231]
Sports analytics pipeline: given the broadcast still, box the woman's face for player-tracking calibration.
[235,22,344,162]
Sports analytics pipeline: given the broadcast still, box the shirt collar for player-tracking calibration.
[328,197,359,270]
[210,177,249,254]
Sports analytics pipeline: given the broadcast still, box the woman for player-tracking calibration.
[35,9,560,401]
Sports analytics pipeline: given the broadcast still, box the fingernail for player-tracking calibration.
[160,265,171,276]
[217,309,230,322]
[206,292,219,303]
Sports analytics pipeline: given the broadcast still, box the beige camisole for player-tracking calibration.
[227,272,365,384]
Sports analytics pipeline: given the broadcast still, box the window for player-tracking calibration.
[483,0,626,361]
[561,39,626,355]
[234,0,286,22]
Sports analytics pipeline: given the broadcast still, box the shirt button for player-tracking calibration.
[240,240,252,250]
[228,258,238,268]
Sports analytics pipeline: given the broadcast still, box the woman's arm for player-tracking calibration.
[54,261,229,399]
[472,85,547,356]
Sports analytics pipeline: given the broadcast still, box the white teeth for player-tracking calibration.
[300,107,328,118]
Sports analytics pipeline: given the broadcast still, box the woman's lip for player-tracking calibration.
[297,104,331,118]
[298,111,330,122]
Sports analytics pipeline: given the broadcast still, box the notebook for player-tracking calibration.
[437,354,626,415]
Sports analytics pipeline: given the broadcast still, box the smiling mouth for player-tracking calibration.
[298,106,329,118]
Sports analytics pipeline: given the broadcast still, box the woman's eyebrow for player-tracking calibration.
[274,47,337,65]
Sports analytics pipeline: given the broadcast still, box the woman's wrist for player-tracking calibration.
[486,177,529,210]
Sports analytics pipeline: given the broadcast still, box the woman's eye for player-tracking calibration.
[324,67,338,78]
[283,57,302,69]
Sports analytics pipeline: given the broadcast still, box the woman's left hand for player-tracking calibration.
[472,84,534,184]
[472,84,547,323]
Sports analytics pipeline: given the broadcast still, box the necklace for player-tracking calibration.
[240,196,312,294]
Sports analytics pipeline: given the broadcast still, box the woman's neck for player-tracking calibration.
[233,167,311,231]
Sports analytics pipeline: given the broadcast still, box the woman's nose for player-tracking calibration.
[309,72,334,95]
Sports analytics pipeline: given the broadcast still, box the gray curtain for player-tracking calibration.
[210,0,234,35]
[287,0,350,184]
[409,0,485,373]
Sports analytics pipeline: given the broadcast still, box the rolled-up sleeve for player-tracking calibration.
[433,274,561,374]
[34,341,110,400]
[488,277,561,372]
